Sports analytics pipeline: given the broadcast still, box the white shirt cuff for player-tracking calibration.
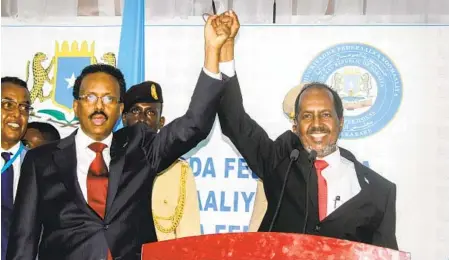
[220,60,236,77]
[202,67,222,80]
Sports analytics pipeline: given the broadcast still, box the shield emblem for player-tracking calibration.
[342,73,362,97]
[331,68,375,112]
[51,41,96,112]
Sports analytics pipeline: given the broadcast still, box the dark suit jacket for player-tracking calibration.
[1,148,27,260]
[7,71,227,260]
[218,74,398,250]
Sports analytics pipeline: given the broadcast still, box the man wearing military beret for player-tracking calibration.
[122,81,201,241]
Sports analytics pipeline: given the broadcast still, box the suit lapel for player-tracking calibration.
[296,151,319,209]
[324,148,370,222]
[53,131,98,219]
[105,128,128,216]
[288,132,319,212]
[307,163,319,210]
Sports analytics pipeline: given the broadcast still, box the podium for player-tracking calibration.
[142,232,411,260]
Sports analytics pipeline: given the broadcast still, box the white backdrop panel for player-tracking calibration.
[1,23,448,260]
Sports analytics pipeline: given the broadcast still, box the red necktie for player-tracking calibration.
[314,160,329,221]
[86,142,112,260]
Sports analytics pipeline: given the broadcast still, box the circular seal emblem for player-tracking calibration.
[302,43,402,139]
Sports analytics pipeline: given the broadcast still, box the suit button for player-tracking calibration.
[315,225,321,232]
[104,224,109,230]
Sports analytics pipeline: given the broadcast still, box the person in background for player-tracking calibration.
[122,81,201,241]
[248,179,267,232]
[22,122,61,150]
[1,76,32,260]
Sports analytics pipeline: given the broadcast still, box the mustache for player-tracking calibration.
[307,126,330,134]
[88,111,108,120]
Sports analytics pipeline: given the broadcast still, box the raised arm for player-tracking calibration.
[144,15,232,173]
[217,11,282,179]
[6,152,42,260]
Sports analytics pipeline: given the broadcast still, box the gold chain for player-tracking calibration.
[153,162,187,233]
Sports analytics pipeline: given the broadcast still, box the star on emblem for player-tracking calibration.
[65,73,76,89]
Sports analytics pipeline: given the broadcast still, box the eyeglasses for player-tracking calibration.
[1,98,34,114]
[128,107,157,118]
[78,94,119,105]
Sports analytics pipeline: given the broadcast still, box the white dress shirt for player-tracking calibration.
[318,148,361,216]
[75,129,113,202]
[1,142,22,201]
[203,61,236,79]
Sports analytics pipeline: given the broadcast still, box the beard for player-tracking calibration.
[304,142,338,158]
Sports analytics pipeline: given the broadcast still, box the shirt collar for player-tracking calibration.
[75,128,113,150]
[317,147,341,168]
[1,141,22,155]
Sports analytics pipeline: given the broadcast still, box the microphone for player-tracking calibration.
[268,149,300,232]
[302,150,317,234]
[291,149,300,161]
[308,150,317,162]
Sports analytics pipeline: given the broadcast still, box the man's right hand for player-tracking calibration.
[204,15,231,73]
[218,10,240,62]
[222,10,240,41]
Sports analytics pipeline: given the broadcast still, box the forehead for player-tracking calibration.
[24,128,44,139]
[131,102,161,109]
[1,83,30,102]
[298,88,335,111]
[80,72,120,95]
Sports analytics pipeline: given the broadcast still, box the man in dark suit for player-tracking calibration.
[216,11,398,250]
[1,77,31,260]
[7,15,232,260]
